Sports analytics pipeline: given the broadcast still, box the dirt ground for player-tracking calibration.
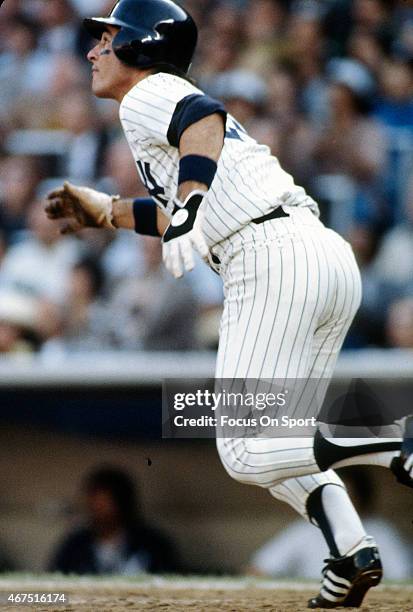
[0,578,412,612]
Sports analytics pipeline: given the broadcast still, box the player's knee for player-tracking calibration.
[221,461,262,486]
[216,440,275,487]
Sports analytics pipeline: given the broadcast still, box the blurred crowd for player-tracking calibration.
[2,462,411,577]
[0,0,413,356]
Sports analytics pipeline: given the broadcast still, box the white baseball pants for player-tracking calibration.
[213,207,363,518]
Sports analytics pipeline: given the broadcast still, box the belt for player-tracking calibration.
[210,207,290,266]
[252,206,290,224]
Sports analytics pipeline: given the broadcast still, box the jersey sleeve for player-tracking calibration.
[167,94,227,147]
[120,72,226,148]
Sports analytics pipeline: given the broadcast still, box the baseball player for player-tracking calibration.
[45,0,413,607]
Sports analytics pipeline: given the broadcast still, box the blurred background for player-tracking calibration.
[0,0,413,578]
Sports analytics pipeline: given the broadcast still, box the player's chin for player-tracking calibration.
[91,77,110,99]
[91,85,107,98]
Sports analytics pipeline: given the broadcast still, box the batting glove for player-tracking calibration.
[45,181,119,234]
[162,190,209,279]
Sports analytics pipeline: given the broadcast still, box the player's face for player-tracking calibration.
[87,26,134,102]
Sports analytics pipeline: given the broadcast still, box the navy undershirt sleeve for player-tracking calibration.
[167,94,227,147]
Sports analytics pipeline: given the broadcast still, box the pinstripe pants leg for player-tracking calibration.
[214,209,362,518]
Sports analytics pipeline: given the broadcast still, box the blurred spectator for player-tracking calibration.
[0,13,52,118]
[386,298,413,349]
[49,465,179,575]
[98,139,147,284]
[392,1,413,60]
[374,59,413,224]
[0,200,80,304]
[103,138,145,198]
[53,257,107,351]
[374,58,413,129]
[345,226,385,348]
[54,88,109,181]
[0,0,413,351]
[0,230,8,266]
[207,69,268,127]
[105,237,199,350]
[312,67,387,233]
[321,0,353,58]
[347,29,386,79]
[196,3,242,89]
[70,0,111,18]
[351,0,394,51]
[0,290,40,355]
[48,54,89,101]
[283,9,329,127]
[314,62,381,182]
[0,156,43,241]
[239,0,287,76]
[373,177,413,286]
[9,55,89,130]
[265,65,319,183]
[246,468,412,580]
[349,177,413,347]
[36,0,80,56]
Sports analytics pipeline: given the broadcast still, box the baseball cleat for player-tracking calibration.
[307,546,382,609]
[391,415,413,488]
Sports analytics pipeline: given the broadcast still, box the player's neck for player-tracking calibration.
[113,69,153,103]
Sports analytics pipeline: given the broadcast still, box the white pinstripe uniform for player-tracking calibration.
[121,71,363,519]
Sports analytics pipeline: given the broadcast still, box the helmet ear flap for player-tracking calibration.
[155,20,174,37]
[114,25,167,68]
[112,26,143,66]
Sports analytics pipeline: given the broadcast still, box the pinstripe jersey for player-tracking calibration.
[118,72,375,559]
[119,72,319,247]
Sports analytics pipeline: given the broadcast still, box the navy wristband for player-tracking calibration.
[133,198,160,237]
[178,155,218,187]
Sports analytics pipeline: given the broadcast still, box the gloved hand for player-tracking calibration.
[45,181,119,234]
[162,190,209,279]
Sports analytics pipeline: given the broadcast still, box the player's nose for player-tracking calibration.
[87,43,99,63]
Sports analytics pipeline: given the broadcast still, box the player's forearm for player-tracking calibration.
[112,198,135,229]
[112,197,168,236]
[114,115,225,235]
[178,113,224,201]
[156,208,169,235]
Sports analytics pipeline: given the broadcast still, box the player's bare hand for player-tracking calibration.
[45,181,118,234]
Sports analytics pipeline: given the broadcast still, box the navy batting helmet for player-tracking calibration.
[84,0,197,74]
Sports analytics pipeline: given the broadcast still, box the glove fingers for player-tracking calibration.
[64,181,94,207]
[162,243,169,268]
[47,188,65,200]
[64,185,98,227]
[165,241,185,278]
[181,240,195,272]
[195,238,209,259]
[162,243,175,278]
[44,201,62,219]
[45,199,71,219]
[63,181,81,198]
[63,181,87,211]
[64,181,110,228]
[60,221,81,235]
[172,241,185,278]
